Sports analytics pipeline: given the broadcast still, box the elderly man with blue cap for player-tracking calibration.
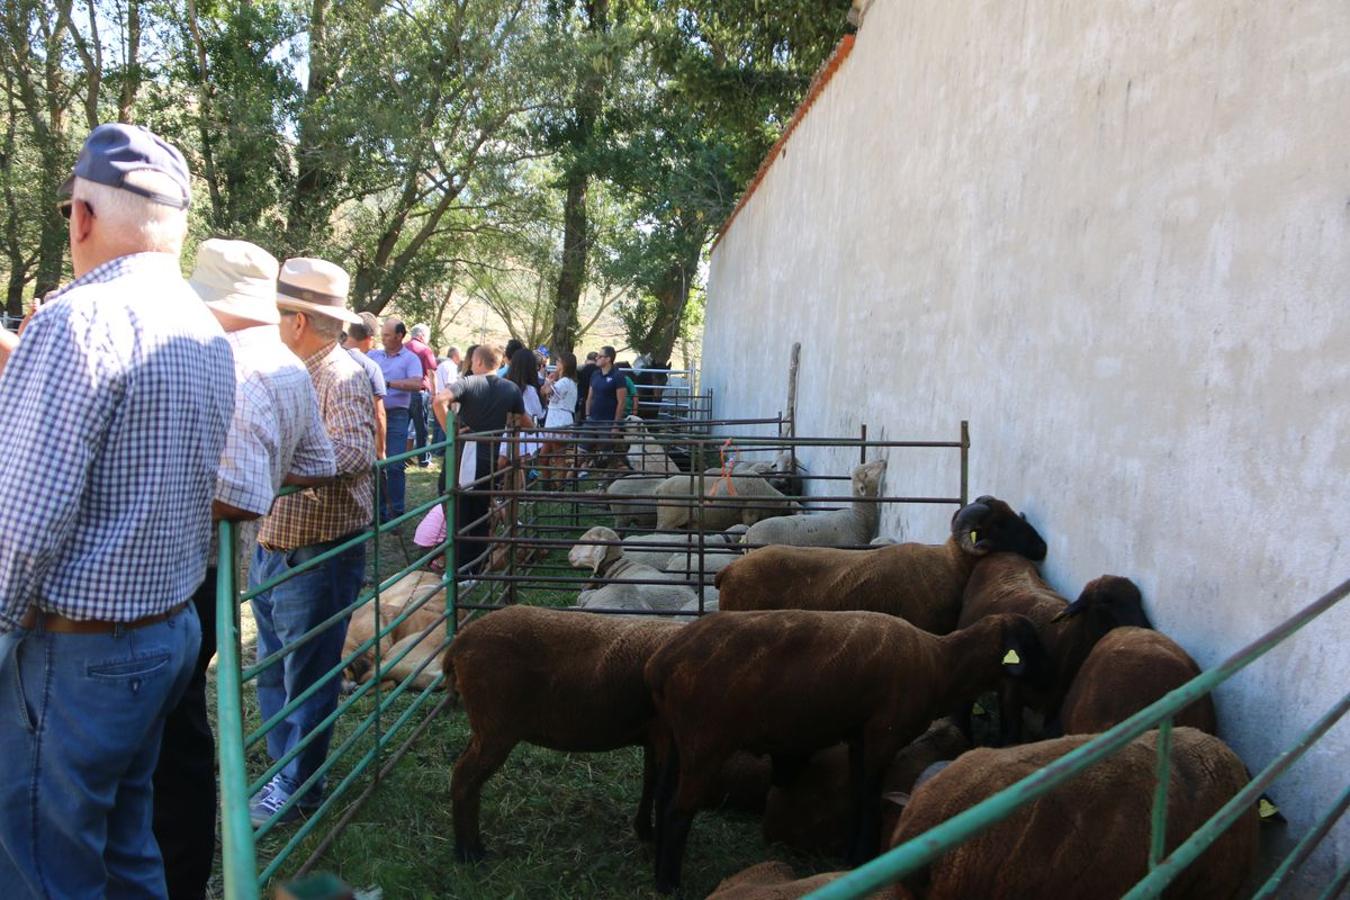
[0,124,235,898]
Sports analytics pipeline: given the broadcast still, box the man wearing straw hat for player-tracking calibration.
[0,123,234,898]
[153,238,337,899]
[248,258,375,828]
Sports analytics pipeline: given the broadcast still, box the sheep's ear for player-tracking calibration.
[881,791,911,810]
[1051,598,1085,623]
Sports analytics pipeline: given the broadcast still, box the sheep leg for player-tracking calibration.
[654,771,712,895]
[451,733,514,863]
[997,682,1024,747]
[844,735,888,866]
[634,742,657,842]
[652,735,680,862]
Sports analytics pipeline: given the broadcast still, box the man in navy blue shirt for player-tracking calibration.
[586,345,627,425]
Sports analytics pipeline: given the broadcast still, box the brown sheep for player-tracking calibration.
[956,565,1152,742]
[644,609,1051,893]
[762,719,970,858]
[1060,626,1217,734]
[705,861,857,899]
[445,605,683,862]
[443,606,766,863]
[715,495,1047,634]
[887,728,1258,899]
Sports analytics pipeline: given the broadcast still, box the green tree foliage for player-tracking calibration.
[0,0,849,347]
[597,0,854,364]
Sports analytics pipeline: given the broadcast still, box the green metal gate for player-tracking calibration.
[807,579,1350,899]
[215,433,458,899]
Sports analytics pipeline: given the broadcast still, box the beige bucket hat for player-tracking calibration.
[189,239,281,326]
[276,257,362,326]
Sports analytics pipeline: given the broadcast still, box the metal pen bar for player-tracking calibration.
[807,578,1350,900]
[242,535,450,682]
[1123,690,1350,899]
[214,521,259,900]
[1252,782,1350,899]
[1147,717,1173,870]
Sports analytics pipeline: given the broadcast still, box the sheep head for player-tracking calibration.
[1051,575,1153,633]
[950,496,1047,561]
[568,525,624,575]
[622,414,647,441]
[851,459,887,498]
[997,613,1055,691]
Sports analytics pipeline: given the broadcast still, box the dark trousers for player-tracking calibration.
[410,390,430,465]
[152,570,219,900]
[455,488,492,577]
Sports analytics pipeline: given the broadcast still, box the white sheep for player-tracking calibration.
[622,526,745,571]
[652,467,799,532]
[663,524,748,579]
[623,415,680,474]
[605,474,667,530]
[568,525,697,612]
[742,459,886,549]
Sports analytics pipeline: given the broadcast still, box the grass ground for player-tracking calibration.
[208,463,837,899]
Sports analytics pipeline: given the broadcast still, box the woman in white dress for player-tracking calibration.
[539,351,577,485]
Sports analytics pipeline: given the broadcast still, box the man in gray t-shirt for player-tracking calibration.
[433,345,530,574]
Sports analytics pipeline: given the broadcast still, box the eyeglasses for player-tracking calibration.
[57,199,92,220]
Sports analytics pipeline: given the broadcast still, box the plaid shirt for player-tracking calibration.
[259,342,375,550]
[0,253,234,630]
[216,327,335,517]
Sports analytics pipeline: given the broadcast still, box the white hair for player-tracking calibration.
[304,311,344,341]
[72,174,189,254]
[411,323,430,340]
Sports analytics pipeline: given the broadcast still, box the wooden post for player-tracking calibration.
[960,420,970,507]
[786,342,801,485]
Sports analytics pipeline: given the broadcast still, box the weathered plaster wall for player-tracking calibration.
[704,0,1349,879]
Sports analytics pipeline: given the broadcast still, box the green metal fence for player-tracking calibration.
[215,431,458,900]
[807,578,1350,899]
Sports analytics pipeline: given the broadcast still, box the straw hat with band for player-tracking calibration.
[188,239,281,327]
[276,258,362,326]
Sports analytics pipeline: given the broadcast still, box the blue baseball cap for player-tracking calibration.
[60,123,191,210]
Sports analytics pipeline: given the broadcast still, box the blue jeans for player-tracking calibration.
[0,605,200,899]
[410,390,430,466]
[383,406,410,520]
[249,539,365,805]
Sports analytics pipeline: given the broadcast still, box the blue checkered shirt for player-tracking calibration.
[0,253,235,631]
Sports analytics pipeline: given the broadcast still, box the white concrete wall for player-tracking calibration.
[704,0,1349,881]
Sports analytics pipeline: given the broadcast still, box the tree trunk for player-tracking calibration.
[549,0,609,356]
[642,236,704,366]
[283,0,338,254]
[118,0,141,123]
[31,140,69,298]
[550,171,587,355]
[6,263,29,317]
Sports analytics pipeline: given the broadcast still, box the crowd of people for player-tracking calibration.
[0,122,659,900]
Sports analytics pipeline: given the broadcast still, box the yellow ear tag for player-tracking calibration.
[1002,649,1021,666]
[972,701,986,716]
[1259,799,1279,819]
[969,530,978,544]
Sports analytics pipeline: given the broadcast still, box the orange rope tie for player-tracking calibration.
[716,438,738,497]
